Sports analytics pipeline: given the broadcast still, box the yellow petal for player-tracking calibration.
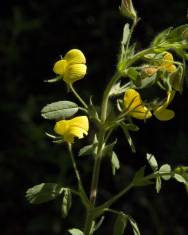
[160,52,176,73]
[130,107,152,119]
[53,59,67,75]
[166,64,176,73]
[163,52,174,64]
[64,49,86,64]
[155,91,176,113]
[69,116,89,132]
[124,89,152,120]
[54,120,69,136]
[124,89,142,110]
[154,109,175,121]
[69,127,88,139]
[64,64,87,84]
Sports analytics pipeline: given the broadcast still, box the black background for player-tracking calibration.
[0,0,188,234]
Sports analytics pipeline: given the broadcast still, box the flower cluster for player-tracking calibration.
[124,52,178,121]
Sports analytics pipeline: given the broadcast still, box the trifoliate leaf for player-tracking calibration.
[26,183,64,204]
[41,101,78,120]
[111,151,120,176]
[113,212,128,235]
[159,164,171,180]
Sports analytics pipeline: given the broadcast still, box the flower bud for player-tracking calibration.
[120,0,137,21]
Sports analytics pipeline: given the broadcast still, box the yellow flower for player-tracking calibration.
[144,52,176,77]
[54,116,89,143]
[159,52,177,73]
[53,49,87,84]
[154,91,176,121]
[124,88,152,120]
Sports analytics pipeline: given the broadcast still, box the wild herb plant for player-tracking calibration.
[26,1,188,234]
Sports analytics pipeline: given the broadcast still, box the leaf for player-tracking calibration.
[122,23,130,47]
[167,24,188,42]
[41,101,78,120]
[146,153,158,172]
[113,212,128,235]
[68,228,84,235]
[159,164,171,180]
[62,189,72,218]
[120,123,136,153]
[155,176,162,193]
[173,173,187,184]
[78,144,97,157]
[127,68,139,81]
[170,64,184,92]
[26,183,64,204]
[152,27,173,46]
[103,139,117,156]
[128,216,141,235]
[123,123,139,132]
[94,216,105,232]
[133,166,153,187]
[111,151,120,176]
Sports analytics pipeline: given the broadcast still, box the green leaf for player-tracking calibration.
[120,123,136,153]
[103,139,117,156]
[127,68,139,81]
[133,166,153,187]
[173,173,187,184]
[167,24,188,42]
[26,183,64,204]
[111,151,120,176]
[128,216,141,235]
[152,27,173,46]
[78,144,97,157]
[155,176,162,193]
[123,123,139,132]
[94,216,105,232]
[113,212,128,235]
[62,189,72,218]
[41,101,78,120]
[170,64,184,93]
[136,72,157,89]
[159,164,171,180]
[68,228,84,235]
[146,153,158,172]
[121,23,130,47]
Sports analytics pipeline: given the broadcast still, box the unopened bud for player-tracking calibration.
[120,0,137,21]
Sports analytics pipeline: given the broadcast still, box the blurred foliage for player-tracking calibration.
[0,0,188,234]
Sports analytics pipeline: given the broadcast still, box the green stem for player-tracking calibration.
[69,84,88,109]
[67,143,90,208]
[101,72,121,123]
[89,131,105,205]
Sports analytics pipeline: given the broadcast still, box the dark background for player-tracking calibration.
[0,0,188,234]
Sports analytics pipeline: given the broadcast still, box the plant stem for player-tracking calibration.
[101,72,121,122]
[67,143,90,208]
[69,84,88,109]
